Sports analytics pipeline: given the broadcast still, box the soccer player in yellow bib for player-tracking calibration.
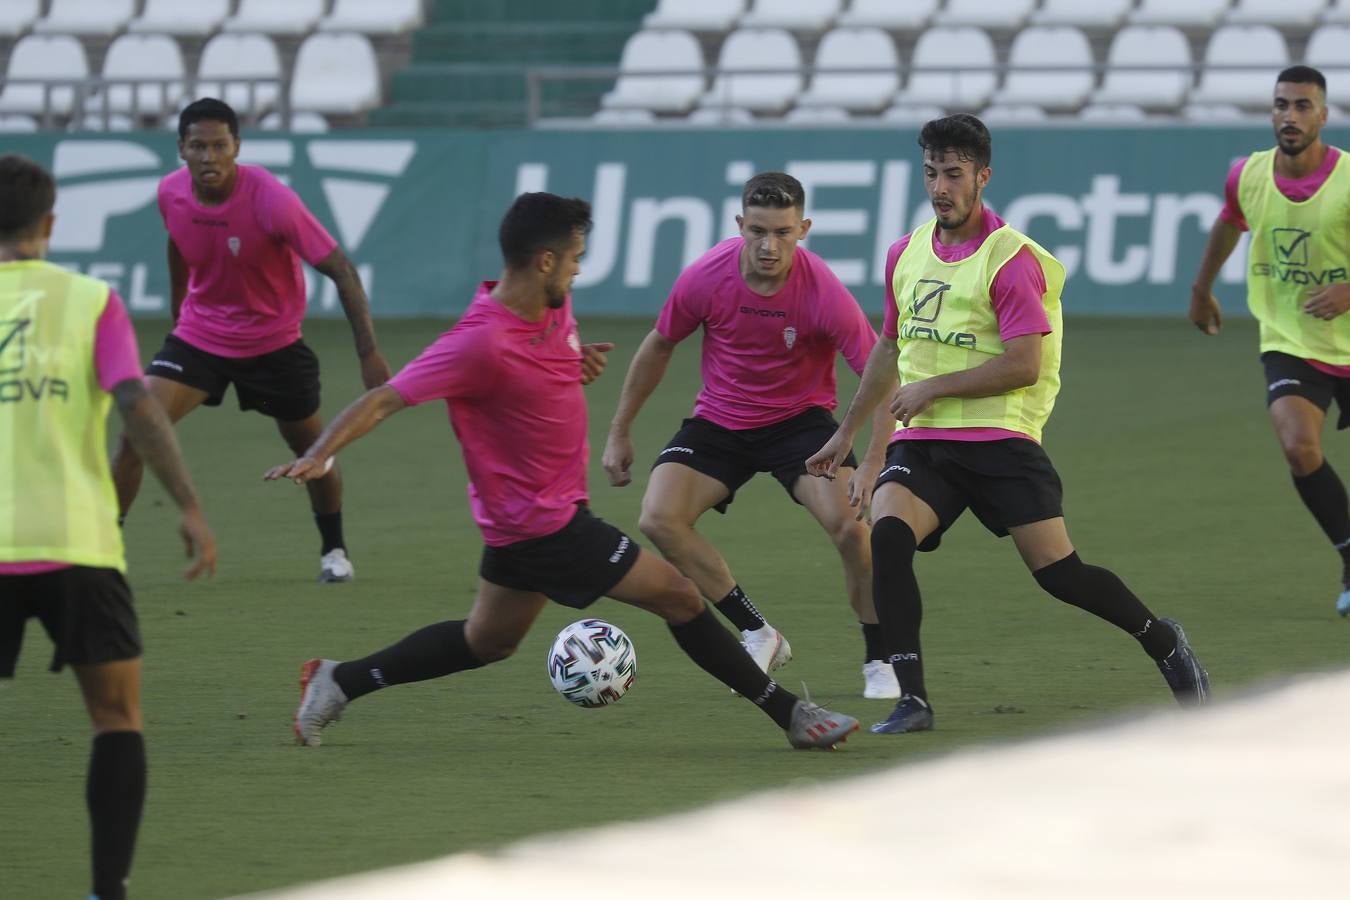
[1189,66,1350,616]
[0,155,216,900]
[808,115,1211,734]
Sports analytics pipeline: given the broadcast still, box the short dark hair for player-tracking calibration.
[498,192,593,270]
[178,97,239,140]
[1277,65,1327,95]
[918,114,993,171]
[0,154,56,242]
[742,172,805,212]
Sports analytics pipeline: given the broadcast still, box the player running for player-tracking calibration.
[1188,66,1350,616]
[808,115,1210,735]
[602,172,900,699]
[0,154,217,900]
[111,98,390,583]
[268,192,859,750]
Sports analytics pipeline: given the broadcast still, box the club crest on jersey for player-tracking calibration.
[227,236,241,257]
[782,326,797,349]
[567,331,581,354]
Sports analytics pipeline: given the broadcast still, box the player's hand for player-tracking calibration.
[263,455,332,485]
[602,431,635,487]
[581,342,615,385]
[179,506,217,580]
[805,430,853,480]
[846,457,882,522]
[1189,290,1223,335]
[358,350,392,390]
[890,381,937,427]
[1305,284,1350,321]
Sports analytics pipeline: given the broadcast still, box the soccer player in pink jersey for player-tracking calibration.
[1,155,216,900]
[110,98,390,584]
[602,172,900,699]
[265,192,859,750]
[1188,66,1350,616]
[809,115,1209,735]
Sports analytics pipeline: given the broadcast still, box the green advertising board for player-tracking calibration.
[5,125,1346,317]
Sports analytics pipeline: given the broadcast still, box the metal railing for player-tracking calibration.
[0,76,290,130]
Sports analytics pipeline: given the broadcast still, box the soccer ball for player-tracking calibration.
[547,618,637,708]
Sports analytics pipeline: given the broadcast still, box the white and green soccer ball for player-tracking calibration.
[547,619,637,708]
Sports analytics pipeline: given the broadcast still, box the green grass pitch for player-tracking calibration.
[3,315,1346,898]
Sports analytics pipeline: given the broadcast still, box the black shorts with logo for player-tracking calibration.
[479,505,642,609]
[874,438,1064,552]
[1262,351,1350,430]
[147,334,322,422]
[652,407,857,513]
[0,566,142,676]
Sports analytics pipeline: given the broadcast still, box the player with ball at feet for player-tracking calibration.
[267,192,859,750]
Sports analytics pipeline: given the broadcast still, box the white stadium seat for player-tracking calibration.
[1226,0,1327,27]
[198,34,284,116]
[0,0,40,37]
[795,27,899,113]
[1190,26,1289,107]
[1326,0,1350,23]
[933,0,1036,30]
[0,34,89,116]
[992,26,1094,110]
[601,29,706,114]
[1078,103,1149,122]
[1130,0,1232,28]
[129,0,232,36]
[319,0,426,34]
[1182,103,1256,120]
[643,0,746,32]
[0,114,39,131]
[590,107,659,125]
[685,106,757,124]
[740,0,843,32]
[33,0,136,36]
[880,103,946,123]
[91,34,186,118]
[898,27,998,109]
[260,110,333,132]
[836,0,937,31]
[783,104,851,122]
[980,103,1049,123]
[1031,0,1134,28]
[290,33,382,115]
[68,112,136,132]
[699,28,803,114]
[224,0,327,36]
[1092,26,1192,110]
[1305,26,1350,105]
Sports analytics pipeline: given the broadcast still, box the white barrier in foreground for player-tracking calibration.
[250,671,1350,900]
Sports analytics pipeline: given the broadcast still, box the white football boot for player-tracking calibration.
[294,659,347,747]
[741,624,792,673]
[318,548,354,583]
[862,660,901,699]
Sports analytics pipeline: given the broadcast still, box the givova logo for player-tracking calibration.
[48,139,416,311]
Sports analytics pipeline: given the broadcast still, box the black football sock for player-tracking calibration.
[861,622,885,662]
[1291,461,1350,581]
[1033,552,1178,661]
[870,517,928,702]
[314,511,345,555]
[714,584,767,632]
[668,606,798,728]
[88,731,146,900]
[334,620,484,700]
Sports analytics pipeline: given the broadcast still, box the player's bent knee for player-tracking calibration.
[637,509,680,547]
[652,573,704,623]
[830,518,868,554]
[1280,437,1321,475]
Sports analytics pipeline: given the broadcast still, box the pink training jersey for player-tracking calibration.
[1,290,143,575]
[387,283,589,547]
[159,164,337,358]
[1219,146,1350,377]
[655,237,877,430]
[882,206,1052,443]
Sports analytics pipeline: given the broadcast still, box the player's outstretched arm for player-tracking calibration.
[1189,217,1241,336]
[315,247,391,389]
[807,338,898,481]
[264,385,406,484]
[112,378,217,579]
[602,329,678,487]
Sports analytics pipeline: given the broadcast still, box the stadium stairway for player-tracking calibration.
[369,0,657,128]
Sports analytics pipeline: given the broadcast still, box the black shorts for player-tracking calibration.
[479,506,642,609]
[1262,351,1350,430]
[147,334,322,422]
[0,567,141,676]
[652,407,857,513]
[874,439,1064,552]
